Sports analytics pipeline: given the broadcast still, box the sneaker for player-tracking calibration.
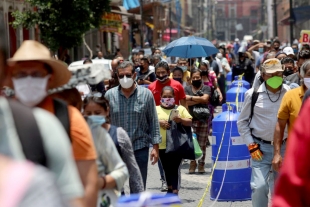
[160,179,168,192]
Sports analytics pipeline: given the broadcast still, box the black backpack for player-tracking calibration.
[248,88,259,126]
[8,98,71,167]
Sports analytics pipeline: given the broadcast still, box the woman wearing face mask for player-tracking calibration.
[54,90,128,206]
[156,86,192,194]
[185,69,212,174]
[83,95,144,195]
[172,67,187,88]
[199,62,222,98]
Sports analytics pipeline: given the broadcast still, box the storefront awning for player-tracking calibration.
[293,5,310,24]
[279,6,310,26]
[278,14,290,25]
[111,9,141,20]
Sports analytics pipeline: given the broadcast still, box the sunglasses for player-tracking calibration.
[118,74,132,79]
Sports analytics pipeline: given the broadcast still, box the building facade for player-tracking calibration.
[214,0,261,41]
[276,0,310,43]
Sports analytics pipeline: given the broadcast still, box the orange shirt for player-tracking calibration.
[39,96,97,160]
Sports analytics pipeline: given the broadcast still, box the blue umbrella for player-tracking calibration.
[162,36,218,58]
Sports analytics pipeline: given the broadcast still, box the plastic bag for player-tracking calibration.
[193,133,203,160]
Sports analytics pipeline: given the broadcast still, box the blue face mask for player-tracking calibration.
[87,115,106,128]
[293,48,298,54]
[180,66,187,72]
[258,48,264,54]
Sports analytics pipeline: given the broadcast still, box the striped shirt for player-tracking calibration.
[105,85,161,151]
[237,83,290,145]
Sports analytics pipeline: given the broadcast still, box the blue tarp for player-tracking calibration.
[123,0,140,10]
[293,5,310,24]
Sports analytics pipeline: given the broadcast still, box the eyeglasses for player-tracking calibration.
[264,71,283,77]
[118,74,132,79]
[12,71,49,79]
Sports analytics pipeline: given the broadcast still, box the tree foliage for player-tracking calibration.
[12,0,111,51]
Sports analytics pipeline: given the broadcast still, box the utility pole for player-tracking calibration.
[139,0,144,48]
[261,0,265,40]
[273,0,278,38]
[289,0,294,44]
[169,1,172,42]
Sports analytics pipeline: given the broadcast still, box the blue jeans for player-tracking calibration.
[251,138,286,207]
[134,147,149,190]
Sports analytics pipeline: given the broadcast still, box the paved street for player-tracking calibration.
[124,107,253,207]
[143,148,252,207]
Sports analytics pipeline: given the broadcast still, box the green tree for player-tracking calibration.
[12,0,110,52]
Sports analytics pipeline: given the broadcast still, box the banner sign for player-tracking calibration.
[102,12,122,34]
[300,30,310,44]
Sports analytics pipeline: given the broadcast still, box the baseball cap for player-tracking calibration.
[235,38,239,42]
[283,47,294,56]
[262,58,283,73]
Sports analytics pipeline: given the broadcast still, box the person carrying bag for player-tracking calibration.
[185,69,212,174]
[156,86,192,195]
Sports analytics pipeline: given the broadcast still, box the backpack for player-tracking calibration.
[108,125,122,156]
[53,98,71,141]
[8,98,71,167]
[248,88,259,126]
[9,100,47,167]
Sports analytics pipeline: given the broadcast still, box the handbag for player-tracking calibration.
[193,104,211,121]
[165,106,195,160]
[210,89,220,106]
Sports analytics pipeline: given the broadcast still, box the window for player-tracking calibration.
[230,8,235,18]
[217,9,224,17]
[250,9,258,16]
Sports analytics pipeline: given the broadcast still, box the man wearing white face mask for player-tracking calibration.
[7,40,98,207]
[273,60,310,173]
[104,61,161,190]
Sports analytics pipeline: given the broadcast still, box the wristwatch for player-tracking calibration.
[190,96,193,101]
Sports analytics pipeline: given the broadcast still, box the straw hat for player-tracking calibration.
[7,40,71,88]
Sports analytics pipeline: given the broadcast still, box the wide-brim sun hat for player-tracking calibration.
[7,40,71,89]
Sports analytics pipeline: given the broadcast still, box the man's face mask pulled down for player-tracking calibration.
[13,75,50,107]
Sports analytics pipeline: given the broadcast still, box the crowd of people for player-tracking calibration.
[2,14,310,206]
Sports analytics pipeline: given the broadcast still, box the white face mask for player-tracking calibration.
[180,66,187,72]
[304,77,310,89]
[13,76,50,107]
[119,75,134,89]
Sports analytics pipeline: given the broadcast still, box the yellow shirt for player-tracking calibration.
[156,105,192,149]
[278,86,305,133]
[170,71,191,82]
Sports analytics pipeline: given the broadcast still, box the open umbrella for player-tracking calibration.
[162,36,218,58]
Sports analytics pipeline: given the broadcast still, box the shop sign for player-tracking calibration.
[101,12,122,34]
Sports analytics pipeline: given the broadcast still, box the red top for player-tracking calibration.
[148,78,186,106]
[272,98,310,207]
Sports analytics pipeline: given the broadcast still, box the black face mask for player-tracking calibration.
[201,70,208,76]
[173,78,182,84]
[156,74,169,82]
[283,68,294,76]
[192,79,202,88]
[274,47,279,51]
